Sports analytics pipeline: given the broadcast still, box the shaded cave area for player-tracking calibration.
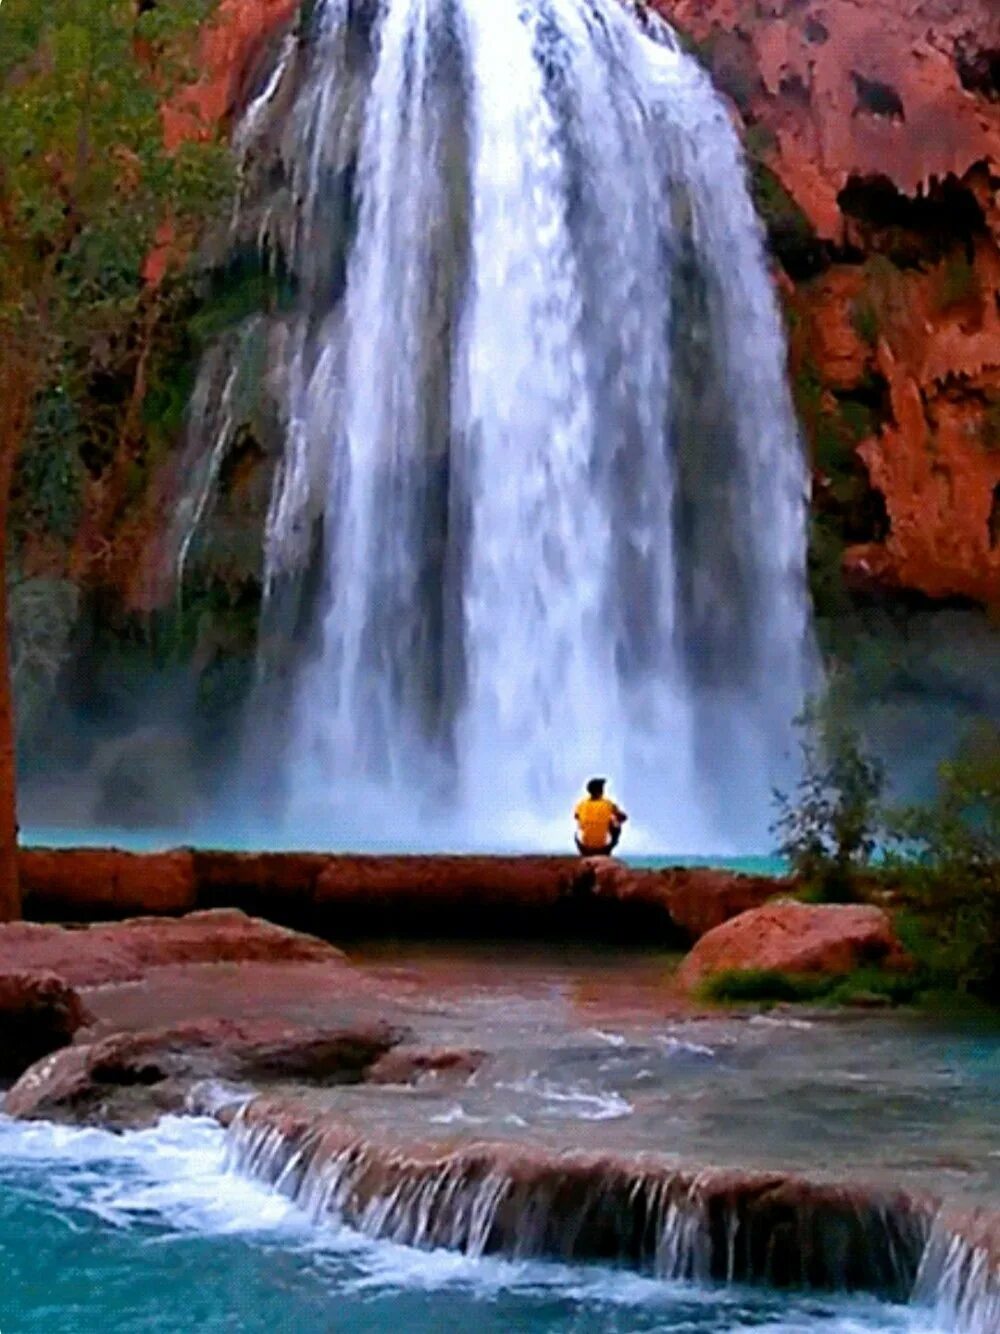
[955,41,1000,102]
[837,172,989,267]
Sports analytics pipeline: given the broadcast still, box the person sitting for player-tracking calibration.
[573,777,628,857]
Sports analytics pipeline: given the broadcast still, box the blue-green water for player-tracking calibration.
[0,1117,946,1333]
[19,826,786,876]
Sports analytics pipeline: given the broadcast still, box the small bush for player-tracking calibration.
[702,969,833,1004]
[14,385,88,541]
[702,967,921,1007]
[772,700,886,902]
[886,722,1000,1001]
[826,967,923,1006]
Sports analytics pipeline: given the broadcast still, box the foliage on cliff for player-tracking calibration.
[1,0,232,557]
[0,0,234,915]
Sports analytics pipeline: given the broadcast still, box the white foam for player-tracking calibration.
[0,1114,946,1331]
[0,1114,304,1237]
[499,1077,633,1121]
[658,1035,717,1058]
[428,1104,488,1126]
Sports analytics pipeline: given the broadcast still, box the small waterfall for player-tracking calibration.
[179,0,814,851]
[914,1211,1000,1333]
[224,1101,929,1299]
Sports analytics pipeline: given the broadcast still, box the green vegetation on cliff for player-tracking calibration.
[2,0,233,554]
[0,0,236,914]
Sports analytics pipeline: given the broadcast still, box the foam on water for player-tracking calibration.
[0,1114,303,1237]
[0,1114,949,1331]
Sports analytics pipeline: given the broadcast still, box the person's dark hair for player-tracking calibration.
[587,777,606,798]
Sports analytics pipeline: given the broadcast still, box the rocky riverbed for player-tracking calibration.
[0,888,997,1328]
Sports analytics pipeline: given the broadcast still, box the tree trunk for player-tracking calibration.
[0,341,31,921]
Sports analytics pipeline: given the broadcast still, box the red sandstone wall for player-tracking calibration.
[162,0,298,149]
[656,0,1000,605]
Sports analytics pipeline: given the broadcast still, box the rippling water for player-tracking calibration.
[0,1117,946,1333]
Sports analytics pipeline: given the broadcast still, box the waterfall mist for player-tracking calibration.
[180,0,813,853]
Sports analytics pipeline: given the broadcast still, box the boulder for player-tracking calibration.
[673,901,910,995]
[4,1016,405,1128]
[584,859,782,938]
[0,972,91,1078]
[0,909,344,989]
[366,1046,487,1086]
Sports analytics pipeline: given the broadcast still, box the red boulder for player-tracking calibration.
[673,901,910,995]
[0,972,91,1077]
[0,909,345,988]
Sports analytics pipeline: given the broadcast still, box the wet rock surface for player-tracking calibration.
[365,1045,488,1087]
[1,915,997,1317]
[0,972,91,1078]
[2,915,996,1227]
[5,1017,406,1129]
[227,1096,934,1298]
[583,858,782,938]
[0,909,413,1125]
[672,901,910,994]
[19,847,782,942]
[0,908,345,987]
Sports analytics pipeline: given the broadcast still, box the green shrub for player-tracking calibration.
[8,576,81,749]
[886,722,1000,1001]
[772,700,886,902]
[751,163,814,247]
[702,967,921,1006]
[702,969,833,1004]
[14,385,88,541]
[826,967,923,1006]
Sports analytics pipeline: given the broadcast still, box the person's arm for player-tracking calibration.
[613,804,628,824]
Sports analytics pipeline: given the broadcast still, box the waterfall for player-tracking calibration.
[221,1100,1000,1329]
[914,1212,1000,1333]
[224,1101,927,1299]
[181,0,813,851]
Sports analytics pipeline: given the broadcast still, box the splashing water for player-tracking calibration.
[0,1115,944,1334]
[182,0,813,852]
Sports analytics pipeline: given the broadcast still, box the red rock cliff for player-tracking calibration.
[656,0,1000,606]
[163,0,298,150]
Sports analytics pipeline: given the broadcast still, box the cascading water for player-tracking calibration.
[219,1101,1000,1332]
[181,0,813,851]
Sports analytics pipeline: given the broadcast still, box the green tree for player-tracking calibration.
[771,699,886,902]
[889,722,1000,999]
[0,0,232,918]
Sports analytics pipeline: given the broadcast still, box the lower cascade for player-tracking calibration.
[223,1100,1000,1331]
[180,0,813,852]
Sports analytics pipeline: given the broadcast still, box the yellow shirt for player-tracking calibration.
[574,797,621,847]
